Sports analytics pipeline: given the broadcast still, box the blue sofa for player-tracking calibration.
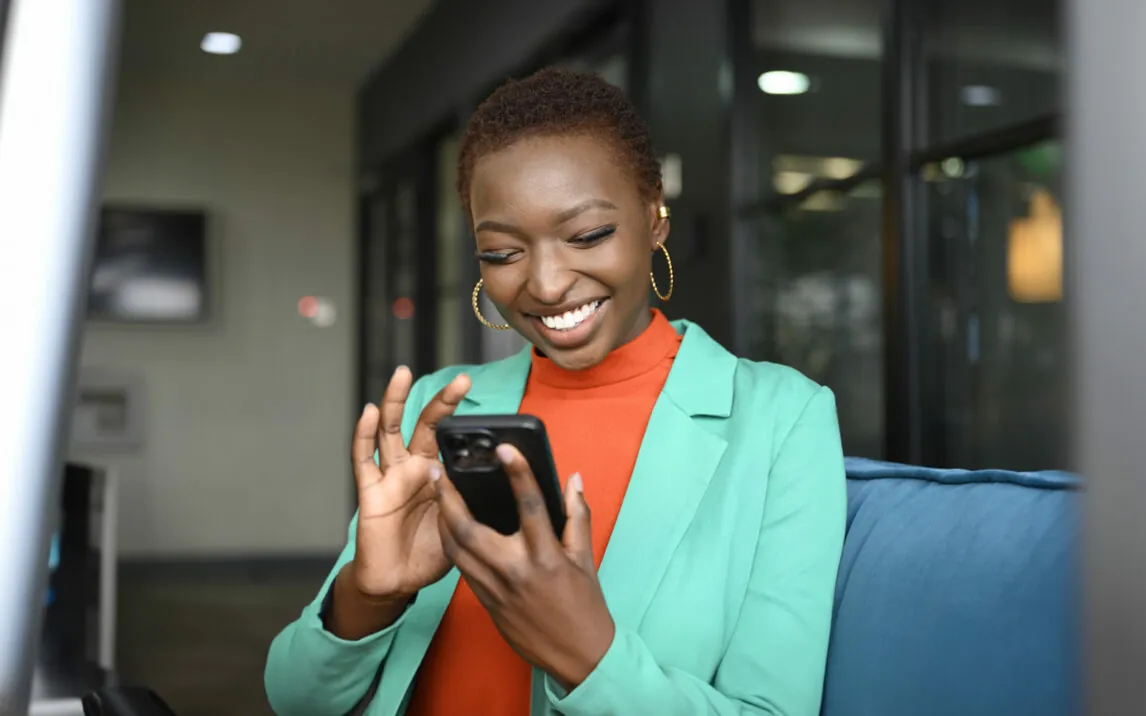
[825,458,1080,716]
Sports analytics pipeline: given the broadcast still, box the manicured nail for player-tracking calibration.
[429,465,441,482]
[569,472,583,494]
[496,444,515,463]
[362,403,372,415]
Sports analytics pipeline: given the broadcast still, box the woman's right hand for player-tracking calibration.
[348,366,471,603]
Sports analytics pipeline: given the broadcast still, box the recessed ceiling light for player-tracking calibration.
[758,71,810,95]
[201,32,242,55]
[961,85,1001,107]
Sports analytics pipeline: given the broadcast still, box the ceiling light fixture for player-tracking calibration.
[201,32,242,55]
[961,85,1001,107]
[758,70,810,95]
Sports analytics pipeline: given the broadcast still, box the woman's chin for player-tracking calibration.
[528,327,614,371]
[546,346,610,372]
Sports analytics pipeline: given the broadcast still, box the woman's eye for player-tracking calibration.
[570,225,617,246]
[476,250,514,264]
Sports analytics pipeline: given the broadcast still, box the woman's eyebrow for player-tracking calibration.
[554,198,618,225]
[474,218,525,236]
[474,198,618,235]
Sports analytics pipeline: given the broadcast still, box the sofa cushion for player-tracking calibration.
[821,458,1080,716]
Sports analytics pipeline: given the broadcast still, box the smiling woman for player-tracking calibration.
[460,71,668,371]
[266,68,847,716]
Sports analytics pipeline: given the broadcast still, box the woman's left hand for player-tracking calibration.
[434,444,615,691]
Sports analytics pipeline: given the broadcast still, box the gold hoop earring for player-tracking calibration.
[650,243,674,301]
[471,279,510,330]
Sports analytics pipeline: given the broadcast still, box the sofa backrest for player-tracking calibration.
[822,458,1080,716]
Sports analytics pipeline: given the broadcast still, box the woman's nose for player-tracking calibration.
[526,252,576,306]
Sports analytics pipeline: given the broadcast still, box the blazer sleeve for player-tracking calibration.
[264,377,432,716]
[547,386,847,716]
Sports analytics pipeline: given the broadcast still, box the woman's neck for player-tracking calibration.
[616,304,653,348]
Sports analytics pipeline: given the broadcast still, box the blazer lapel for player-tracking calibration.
[597,321,739,632]
[373,351,532,715]
[460,347,532,413]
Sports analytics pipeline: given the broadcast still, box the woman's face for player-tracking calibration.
[469,133,669,371]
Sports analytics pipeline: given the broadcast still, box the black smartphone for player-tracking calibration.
[435,414,566,537]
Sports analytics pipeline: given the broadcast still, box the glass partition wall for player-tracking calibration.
[733,0,1064,469]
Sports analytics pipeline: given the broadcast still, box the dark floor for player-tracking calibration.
[116,568,326,716]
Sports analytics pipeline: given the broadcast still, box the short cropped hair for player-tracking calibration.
[457,67,662,216]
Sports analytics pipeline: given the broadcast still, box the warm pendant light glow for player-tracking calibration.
[1008,188,1063,303]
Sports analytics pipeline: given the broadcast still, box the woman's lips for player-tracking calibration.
[529,298,609,349]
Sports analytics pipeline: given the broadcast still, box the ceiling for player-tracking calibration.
[751,0,1061,69]
[117,0,437,89]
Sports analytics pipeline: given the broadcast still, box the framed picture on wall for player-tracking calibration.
[87,206,209,323]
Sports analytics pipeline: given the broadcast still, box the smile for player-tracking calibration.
[537,300,603,332]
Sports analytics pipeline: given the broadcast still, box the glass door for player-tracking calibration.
[921,141,1066,470]
[359,144,438,406]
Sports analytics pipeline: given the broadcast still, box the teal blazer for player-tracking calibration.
[266,320,846,716]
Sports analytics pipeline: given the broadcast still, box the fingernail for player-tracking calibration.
[496,444,515,463]
[569,472,583,494]
[393,365,408,377]
[362,403,372,415]
[429,465,441,482]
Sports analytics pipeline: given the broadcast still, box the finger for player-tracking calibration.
[408,373,472,458]
[352,403,383,486]
[435,499,505,601]
[377,366,414,469]
[497,444,559,557]
[433,469,505,571]
[561,472,595,571]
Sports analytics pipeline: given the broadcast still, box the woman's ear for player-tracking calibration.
[650,200,671,249]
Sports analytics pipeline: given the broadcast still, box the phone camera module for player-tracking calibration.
[453,447,472,469]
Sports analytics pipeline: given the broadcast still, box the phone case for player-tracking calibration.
[436,414,566,537]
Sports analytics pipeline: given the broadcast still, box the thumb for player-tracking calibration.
[561,472,593,569]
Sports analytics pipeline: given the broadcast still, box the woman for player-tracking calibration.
[265,67,846,716]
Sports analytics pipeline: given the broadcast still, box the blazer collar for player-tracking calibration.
[659,319,736,418]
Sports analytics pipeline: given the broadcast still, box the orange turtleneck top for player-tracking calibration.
[405,309,681,716]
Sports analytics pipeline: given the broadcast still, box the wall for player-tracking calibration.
[76,74,356,558]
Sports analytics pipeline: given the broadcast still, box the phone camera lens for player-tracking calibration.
[474,436,493,451]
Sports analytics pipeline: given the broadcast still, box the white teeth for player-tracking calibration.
[540,300,601,331]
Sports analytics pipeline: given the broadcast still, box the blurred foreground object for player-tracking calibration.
[0,0,121,713]
[1070,0,1146,713]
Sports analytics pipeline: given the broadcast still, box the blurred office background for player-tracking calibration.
[42,0,1063,713]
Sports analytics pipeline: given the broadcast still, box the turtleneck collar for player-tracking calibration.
[527,309,680,390]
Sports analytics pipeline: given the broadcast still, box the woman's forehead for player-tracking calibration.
[469,135,639,213]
